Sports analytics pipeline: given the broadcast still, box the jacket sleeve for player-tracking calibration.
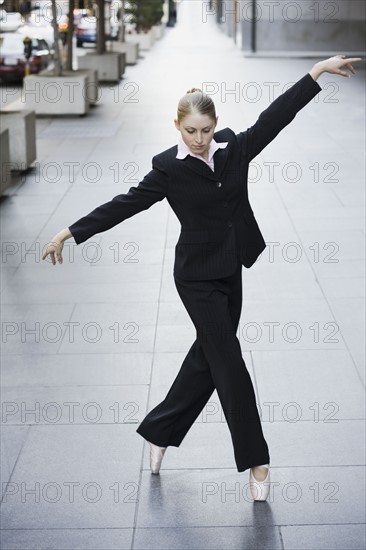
[68,154,169,245]
[237,72,322,163]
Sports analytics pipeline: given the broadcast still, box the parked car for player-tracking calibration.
[17,13,55,50]
[0,10,24,32]
[0,33,51,82]
[76,15,119,47]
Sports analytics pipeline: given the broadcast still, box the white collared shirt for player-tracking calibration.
[176,134,228,172]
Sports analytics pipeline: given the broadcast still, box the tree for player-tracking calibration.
[50,0,62,75]
[125,0,164,33]
[65,0,74,71]
[96,0,106,54]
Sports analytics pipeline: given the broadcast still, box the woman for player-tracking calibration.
[42,55,361,501]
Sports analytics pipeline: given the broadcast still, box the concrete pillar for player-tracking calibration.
[237,0,365,55]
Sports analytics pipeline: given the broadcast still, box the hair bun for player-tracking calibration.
[186,87,202,94]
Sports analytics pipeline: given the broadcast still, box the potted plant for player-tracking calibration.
[125,0,165,50]
[23,0,97,115]
[108,0,139,65]
[77,0,126,83]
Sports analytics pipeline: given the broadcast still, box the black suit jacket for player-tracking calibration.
[68,72,322,280]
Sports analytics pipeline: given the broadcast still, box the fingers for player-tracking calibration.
[346,63,356,75]
[42,242,63,265]
[335,55,363,62]
[343,57,363,63]
[56,250,63,264]
[334,55,363,77]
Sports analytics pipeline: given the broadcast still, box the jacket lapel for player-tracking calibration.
[175,145,229,182]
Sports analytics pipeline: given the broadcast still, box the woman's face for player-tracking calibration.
[174,112,218,159]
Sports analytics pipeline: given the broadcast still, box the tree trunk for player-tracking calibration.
[66,0,74,71]
[96,0,106,55]
[51,0,62,76]
[118,0,125,42]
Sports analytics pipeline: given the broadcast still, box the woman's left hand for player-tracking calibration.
[317,54,363,77]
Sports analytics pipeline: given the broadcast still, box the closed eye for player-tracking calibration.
[186,129,211,134]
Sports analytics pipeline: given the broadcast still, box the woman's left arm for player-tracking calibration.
[309,54,363,81]
[239,55,363,163]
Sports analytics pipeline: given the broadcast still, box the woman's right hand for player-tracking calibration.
[42,239,65,265]
[42,228,72,265]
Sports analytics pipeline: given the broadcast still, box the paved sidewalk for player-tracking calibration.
[1,1,365,548]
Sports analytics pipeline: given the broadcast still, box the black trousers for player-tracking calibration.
[136,264,270,472]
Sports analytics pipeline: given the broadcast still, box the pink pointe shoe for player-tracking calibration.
[147,441,167,474]
[249,464,270,501]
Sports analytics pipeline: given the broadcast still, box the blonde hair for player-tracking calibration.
[177,87,216,122]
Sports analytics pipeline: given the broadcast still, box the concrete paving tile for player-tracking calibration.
[1,384,148,426]
[0,214,50,240]
[318,276,365,299]
[238,299,346,352]
[8,181,71,199]
[265,420,365,467]
[296,229,365,261]
[289,205,364,223]
[1,238,44,268]
[1,303,75,355]
[135,466,365,528]
[327,297,365,380]
[1,424,142,529]
[69,300,158,323]
[133,525,282,549]
[252,349,365,420]
[1,353,152,387]
[281,524,366,550]
[159,277,183,302]
[1,281,161,305]
[333,185,365,207]
[58,325,155,357]
[10,264,162,285]
[0,195,63,216]
[265,185,343,210]
[89,244,165,267]
[55,302,158,354]
[1,425,30,496]
[248,233,333,267]
[0,529,133,550]
[241,263,324,301]
[291,206,364,227]
[155,324,196,353]
[311,258,365,279]
[0,267,16,292]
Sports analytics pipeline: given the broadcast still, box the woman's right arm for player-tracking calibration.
[42,227,73,265]
[42,154,170,265]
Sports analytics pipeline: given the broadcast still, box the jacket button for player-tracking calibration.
[216,181,222,188]
[227,222,233,227]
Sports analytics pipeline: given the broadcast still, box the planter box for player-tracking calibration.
[23,71,89,115]
[72,68,99,105]
[108,41,139,65]
[78,52,125,83]
[0,110,36,171]
[126,29,155,50]
[152,24,165,40]
[0,128,11,194]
